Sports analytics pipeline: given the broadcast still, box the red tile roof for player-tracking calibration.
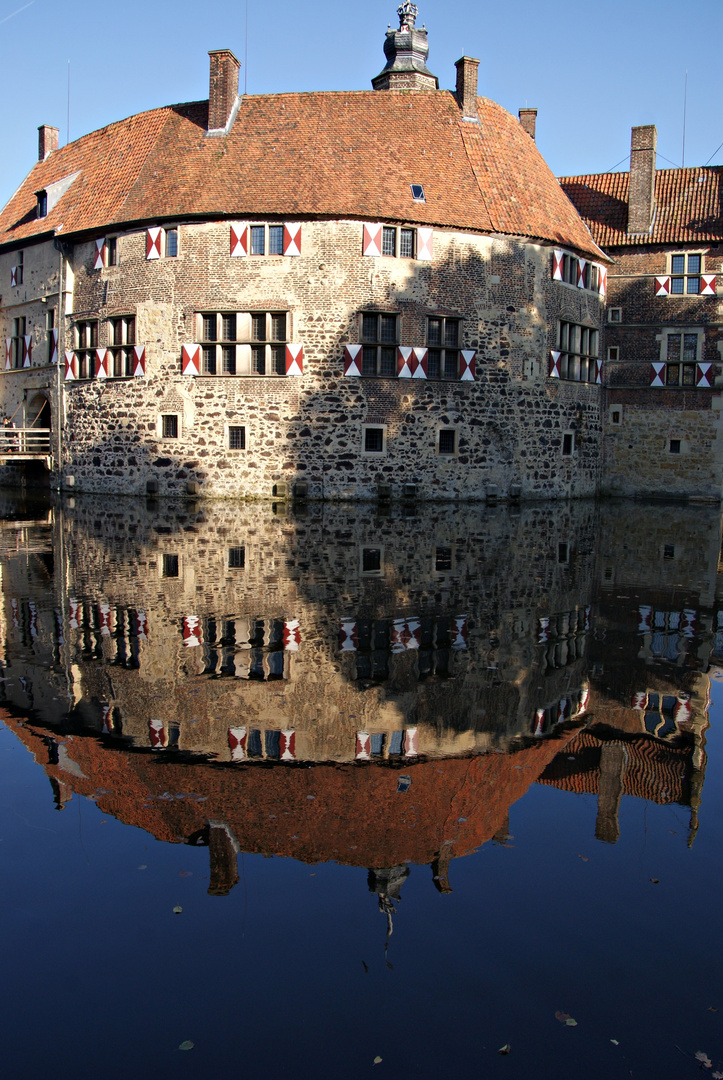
[0,91,603,259]
[559,167,723,248]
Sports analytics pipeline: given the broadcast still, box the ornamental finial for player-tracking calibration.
[397,1,418,30]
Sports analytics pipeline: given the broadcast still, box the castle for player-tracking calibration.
[0,3,721,502]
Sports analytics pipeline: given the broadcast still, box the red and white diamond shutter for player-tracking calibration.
[279,730,296,760]
[460,350,476,380]
[451,616,468,649]
[674,697,692,725]
[94,238,106,269]
[343,344,362,376]
[285,345,303,376]
[230,224,248,257]
[64,351,77,380]
[701,274,717,295]
[228,727,248,761]
[356,731,371,759]
[577,687,590,716]
[638,605,652,632]
[362,223,382,257]
[598,265,607,296]
[339,620,358,650]
[654,275,671,296]
[549,350,561,377]
[552,249,564,281]
[416,228,433,261]
[631,691,647,710]
[411,347,428,378]
[10,267,18,286]
[283,224,301,256]
[146,227,162,260]
[135,611,148,639]
[404,727,419,756]
[182,615,202,647]
[149,718,167,749]
[697,363,713,387]
[133,345,146,377]
[595,358,602,384]
[49,329,58,364]
[538,617,550,643]
[5,339,11,369]
[533,709,546,736]
[182,344,201,375]
[577,259,586,288]
[68,598,80,630]
[95,348,109,378]
[98,602,114,635]
[397,347,414,378]
[282,618,301,650]
[22,336,32,368]
[650,362,665,386]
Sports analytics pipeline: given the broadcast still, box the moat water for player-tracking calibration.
[0,489,722,1079]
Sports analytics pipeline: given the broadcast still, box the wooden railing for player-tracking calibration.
[0,428,52,456]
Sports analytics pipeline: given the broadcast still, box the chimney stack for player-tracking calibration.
[627,124,657,235]
[207,49,241,134]
[455,56,480,121]
[518,108,537,141]
[38,125,59,161]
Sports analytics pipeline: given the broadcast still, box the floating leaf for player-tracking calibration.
[555,1011,571,1023]
[708,1007,719,1012]
[373,1056,382,1065]
[498,1044,511,1055]
[650,878,660,884]
[179,1040,194,1051]
[565,1019,578,1026]
[172,905,183,914]
[137,865,147,870]
[578,855,589,862]
[610,1039,619,1045]
[695,1051,712,1068]
[713,1073,723,1079]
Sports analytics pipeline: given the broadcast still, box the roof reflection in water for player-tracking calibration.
[0,490,718,905]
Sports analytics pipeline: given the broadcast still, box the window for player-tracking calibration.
[608,346,619,361]
[558,542,569,564]
[363,425,386,453]
[249,224,285,256]
[435,546,453,571]
[197,311,288,376]
[162,414,178,439]
[16,250,24,285]
[427,316,460,380]
[669,439,681,455]
[228,546,245,569]
[165,228,178,257]
[381,226,416,258]
[411,184,425,201]
[664,332,699,386]
[361,312,398,376]
[438,429,456,455]
[610,408,622,426]
[555,252,600,292]
[37,191,47,218]
[670,253,702,295]
[556,321,599,382]
[361,547,383,575]
[108,316,136,377]
[74,319,98,379]
[608,308,621,323]
[46,308,55,363]
[228,425,246,450]
[11,317,26,369]
[562,432,575,457]
[107,237,118,266]
[663,544,675,560]
[162,554,179,578]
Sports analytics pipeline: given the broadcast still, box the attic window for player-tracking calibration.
[36,191,48,218]
[410,184,425,202]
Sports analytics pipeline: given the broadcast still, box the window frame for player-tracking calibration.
[11,316,26,369]
[380,225,417,259]
[196,310,289,377]
[362,424,387,455]
[360,546,385,577]
[426,315,461,381]
[248,224,287,257]
[107,315,136,378]
[360,311,399,377]
[73,318,98,379]
[555,320,599,383]
[607,308,622,323]
[562,431,575,457]
[227,424,247,451]
[159,413,180,439]
[227,546,246,570]
[669,251,704,295]
[660,328,702,387]
[164,227,179,258]
[437,428,457,456]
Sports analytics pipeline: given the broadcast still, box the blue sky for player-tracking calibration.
[1,0,721,208]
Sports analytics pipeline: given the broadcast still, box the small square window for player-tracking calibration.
[162,554,179,578]
[608,346,619,361]
[438,429,456,455]
[361,547,382,574]
[162,414,178,439]
[382,227,396,257]
[669,439,681,454]
[611,409,622,425]
[250,226,265,255]
[411,184,425,201]
[268,225,284,255]
[229,426,246,450]
[165,229,178,257]
[663,544,675,560]
[608,308,622,323]
[562,432,574,456]
[228,546,245,569]
[400,229,414,258]
[364,426,385,453]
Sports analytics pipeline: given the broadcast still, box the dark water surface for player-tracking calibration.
[1,490,721,1079]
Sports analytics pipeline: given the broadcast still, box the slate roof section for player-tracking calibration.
[560,167,723,248]
[0,91,604,259]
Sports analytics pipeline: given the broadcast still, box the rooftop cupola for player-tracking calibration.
[372,2,438,91]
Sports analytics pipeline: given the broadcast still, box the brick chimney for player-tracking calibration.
[38,125,59,161]
[207,49,241,134]
[518,108,537,141]
[627,124,657,235]
[455,57,480,121]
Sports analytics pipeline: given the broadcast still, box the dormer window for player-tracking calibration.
[36,191,47,218]
[411,184,425,202]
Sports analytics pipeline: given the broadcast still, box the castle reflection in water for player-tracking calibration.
[0,490,719,907]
